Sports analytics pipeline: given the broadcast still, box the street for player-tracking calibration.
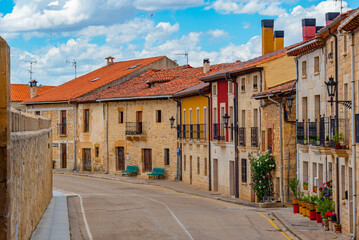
[54,174,292,240]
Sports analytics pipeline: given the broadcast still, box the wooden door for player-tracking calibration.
[267,128,273,151]
[136,111,143,133]
[213,159,218,192]
[61,110,67,134]
[190,156,193,185]
[144,149,152,172]
[117,147,125,171]
[61,143,67,168]
[229,161,235,196]
[83,149,91,171]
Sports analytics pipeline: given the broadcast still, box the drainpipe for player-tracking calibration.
[328,28,340,223]
[349,32,356,240]
[268,96,284,203]
[73,103,77,171]
[295,58,299,181]
[172,98,183,181]
[106,102,109,174]
[199,90,212,191]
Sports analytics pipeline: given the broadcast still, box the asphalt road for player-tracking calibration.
[54,174,292,240]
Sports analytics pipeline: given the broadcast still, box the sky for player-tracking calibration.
[0,0,357,86]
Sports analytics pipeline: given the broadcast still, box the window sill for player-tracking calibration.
[58,134,68,137]
[329,59,334,63]
[302,75,307,79]
[313,72,320,76]
[241,182,248,186]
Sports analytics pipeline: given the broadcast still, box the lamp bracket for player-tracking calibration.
[327,100,352,109]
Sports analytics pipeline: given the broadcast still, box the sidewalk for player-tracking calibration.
[30,191,70,240]
[271,208,351,240]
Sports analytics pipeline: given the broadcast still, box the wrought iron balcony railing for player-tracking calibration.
[57,123,67,135]
[125,122,143,135]
[238,127,246,146]
[251,127,258,147]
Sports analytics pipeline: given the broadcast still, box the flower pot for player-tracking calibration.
[331,215,337,223]
[316,212,322,223]
[303,185,308,190]
[310,210,316,220]
[335,225,341,233]
[307,208,310,219]
[309,203,316,211]
[292,198,299,204]
[324,219,329,231]
[293,204,299,214]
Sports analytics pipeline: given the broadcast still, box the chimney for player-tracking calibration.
[105,56,115,66]
[316,26,324,33]
[325,12,340,25]
[302,18,316,41]
[203,58,210,74]
[29,80,38,99]
[262,19,274,55]
[273,31,284,51]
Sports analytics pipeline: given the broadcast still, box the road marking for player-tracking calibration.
[257,213,292,240]
[65,191,93,240]
[139,195,194,240]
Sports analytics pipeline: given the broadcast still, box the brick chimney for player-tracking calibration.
[302,18,316,41]
[105,56,115,66]
[29,80,38,99]
[273,31,284,51]
[203,58,210,74]
[325,12,340,25]
[261,19,274,55]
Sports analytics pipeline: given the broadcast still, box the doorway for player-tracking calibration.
[229,161,235,196]
[213,159,218,192]
[60,143,67,168]
[143,149,152,172]
[190,156,193,185]
[117,147,125,171]
[83,148,91,171]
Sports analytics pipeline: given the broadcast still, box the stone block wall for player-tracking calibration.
[9,109,52,240]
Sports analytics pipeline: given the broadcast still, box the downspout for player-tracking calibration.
[295,57,299,181]
[268,96,284,203]
[172,98,183,181]
[199,90,212,191]
[73,103,77,171]
[106,102,109,174]
[328,28,340,223]
[349,32,356,240]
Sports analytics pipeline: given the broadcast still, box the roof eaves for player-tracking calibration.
[338,8,359,31]
[22,100,70,105]
[286,38,323,56]
[97,95,173,102]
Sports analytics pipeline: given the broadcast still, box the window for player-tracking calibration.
[197,157,200,175]
[328,162,333,181]
[343,35,347,54]
[183,109,186,124]
[212,84,217,96]
[303,161,309,182]
[119,111,124,123]
[314,56,319,74]
[35,111,41,116]
[312,162,317,187]
[341,165,346,199]
[95,147,99,158]
[189,109,193,125]
[302,97,308,121]
[156,110,162,123]
[241,159,247,183]
[241,78,245,92]
[84,109,90,132]
[253,75,258,90]
[204,158,208,176]
[228,82,233,94]
[302,61,307,77]
[196,108,200,124]
[60,110,67,135]
[241,110,245,127]
[314,95,320,121]
[267,128,273,151]
[164,148,170,165]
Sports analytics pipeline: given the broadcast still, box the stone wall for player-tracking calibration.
[9,109,53,240]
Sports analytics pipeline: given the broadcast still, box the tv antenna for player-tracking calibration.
[20,59,37,82]
[66,59,77,79]
[174,51,188,65]
[334,0,343,13]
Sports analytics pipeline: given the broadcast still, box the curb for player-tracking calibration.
[271,211,304,240]
[54,171,285,209]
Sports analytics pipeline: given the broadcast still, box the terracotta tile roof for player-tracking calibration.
[252,80,296,99]
[286,38,323,56]
[316,10,354,39]
[11,84,55,102]
[339,8,359,31]
[23,56,167,104]
[173,82,209,98]
[201,48,289,82]
[75,63,235,102]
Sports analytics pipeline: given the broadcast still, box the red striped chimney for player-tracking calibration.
[325,12,340,25]
[302,18,316,41]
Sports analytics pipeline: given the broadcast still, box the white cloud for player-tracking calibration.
[206,0,286,16]
[133,0,204,11]
[207,29,228,38]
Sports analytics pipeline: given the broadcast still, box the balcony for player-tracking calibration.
[238,127,246,147]
[251,127,258,147]
[297,117,350,149]
[125,122,144,135]
[57,123,67,136]
[213,123,225,141]
[180,124,207,141]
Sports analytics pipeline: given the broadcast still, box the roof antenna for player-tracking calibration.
[20,59,37,82]
[334,0,343,13]
[174,51,188,65]
[66,59,77,79]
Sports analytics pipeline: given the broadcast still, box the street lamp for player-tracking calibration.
[285,95,294,114]
[169,116,176,129]
[325,76,337,106]
[222,113,230,129]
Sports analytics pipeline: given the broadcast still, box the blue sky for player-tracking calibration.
[0,0,357,86]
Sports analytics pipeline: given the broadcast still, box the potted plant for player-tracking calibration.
[303,181,308,190]
[289,178,299,213]
[325,135,330,147]
[310,138,316,146]
[316,198,322,223]
[333,133,344,149]
[304,137,308,145]
[316,136,320,146]
[309,196,318,220]
[335,221,341,233]
[313,185,317,193]
[324,211,332,231]
[298,194,303,215]
[302,195,309,217]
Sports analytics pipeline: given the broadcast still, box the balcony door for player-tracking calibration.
[60,110,67,134]
[60,143,67,168]
[136,111,142,134]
